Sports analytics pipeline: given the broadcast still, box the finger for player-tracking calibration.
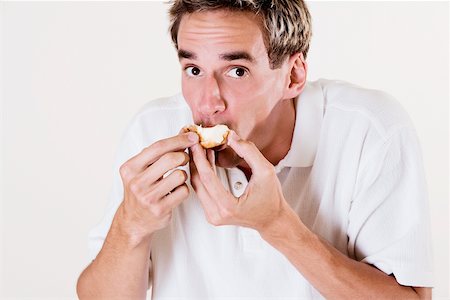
[136,152,190,185]
[147,169,188,201]
[206,149,217,175]
[226,130,271,174]
[188,147,211,199]
[188,147,198,188]
[190,143,214,177]
[160,183,190,214]
[125,132,199,175]
[191,143,226,194]
[189,147,221,215]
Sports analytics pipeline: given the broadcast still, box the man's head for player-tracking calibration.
[169,0,312,69]
[168,0,312,168]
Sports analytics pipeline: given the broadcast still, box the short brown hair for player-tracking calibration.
[168,0,312,69]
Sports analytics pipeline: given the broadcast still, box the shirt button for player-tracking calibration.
[234,181,243,190]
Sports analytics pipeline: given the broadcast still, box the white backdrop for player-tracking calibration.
[1,1,448,299]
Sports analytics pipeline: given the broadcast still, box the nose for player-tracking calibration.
[198,74,226,118]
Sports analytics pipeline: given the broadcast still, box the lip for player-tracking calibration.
[198,121,216,127]
[198,121,231,128]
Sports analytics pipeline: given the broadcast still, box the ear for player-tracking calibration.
[282,52,307,99]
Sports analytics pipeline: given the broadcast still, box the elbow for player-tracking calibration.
[76,270,86,299]
[76,266,93,299]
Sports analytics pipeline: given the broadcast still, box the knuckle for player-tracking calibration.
[240,140,254,150]
[247,141,256,148]
[119,163,131,179]
[151,140,165,153]
[128,179,141,195]
[197,167,212,181]
[150,205,165,218]
[173,184,190,201]
[145,189,159,203]
[174,152,187,165]
[261,165,275,177]
[171,152,188,166]
[219,206,234,221]
[162,152,179,166]
[139,145,150,155]
[139,198,150,209]
[208,215,221,226]
[200,173,214,185]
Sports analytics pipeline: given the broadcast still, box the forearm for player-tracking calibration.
[77,205,152,300]
[260,206,425,300]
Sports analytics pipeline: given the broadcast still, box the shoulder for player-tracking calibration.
[133,93,191,122]
[123,93,193,148]
[316,79,414,138]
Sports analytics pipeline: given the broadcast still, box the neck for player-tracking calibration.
[238,98,296,175]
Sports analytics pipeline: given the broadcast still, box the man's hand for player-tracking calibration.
[77,131,199,299]
[189,130,289,233]
[117,131,199,244]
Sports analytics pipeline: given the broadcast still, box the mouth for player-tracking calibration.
[193,121,232,150]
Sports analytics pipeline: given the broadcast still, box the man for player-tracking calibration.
[77,0,433,299]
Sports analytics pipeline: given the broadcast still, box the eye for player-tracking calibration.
[185,66,202,77]
[227,67,247,78]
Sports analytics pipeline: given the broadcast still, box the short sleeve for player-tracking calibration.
[347,127,434,287]
[87,118,144,262]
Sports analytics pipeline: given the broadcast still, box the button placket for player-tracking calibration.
[225,168,264,252]
[226,168,248,198]
[233,181,243,190]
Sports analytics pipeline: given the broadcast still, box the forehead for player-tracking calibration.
[177,10,267,58]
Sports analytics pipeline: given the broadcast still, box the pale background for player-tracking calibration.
[1,1,448,299]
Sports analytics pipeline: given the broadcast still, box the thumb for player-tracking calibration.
[227,131,272,174]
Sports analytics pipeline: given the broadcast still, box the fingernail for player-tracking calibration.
[228,130,239,144]
[188,132,199,142]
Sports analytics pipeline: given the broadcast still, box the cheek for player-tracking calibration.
[181,78,194,104]
[223,98,260,139]
[225,76,283,137]
[234,69,282,101]
[223,78,258,101]
[181,78,201,117]
[226,76,280,118]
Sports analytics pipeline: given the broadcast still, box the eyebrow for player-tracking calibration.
[178,49,196,60]
[219,51,255,63]
[178,49,255,63]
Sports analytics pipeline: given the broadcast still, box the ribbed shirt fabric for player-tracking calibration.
[88,79,433,299]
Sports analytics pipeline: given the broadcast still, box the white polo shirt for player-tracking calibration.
[88,79,433,299]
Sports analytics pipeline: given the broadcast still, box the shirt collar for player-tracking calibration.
[274,80,324,172]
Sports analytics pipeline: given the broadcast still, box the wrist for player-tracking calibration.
[259,204,310,249]
[108,203,153,251]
